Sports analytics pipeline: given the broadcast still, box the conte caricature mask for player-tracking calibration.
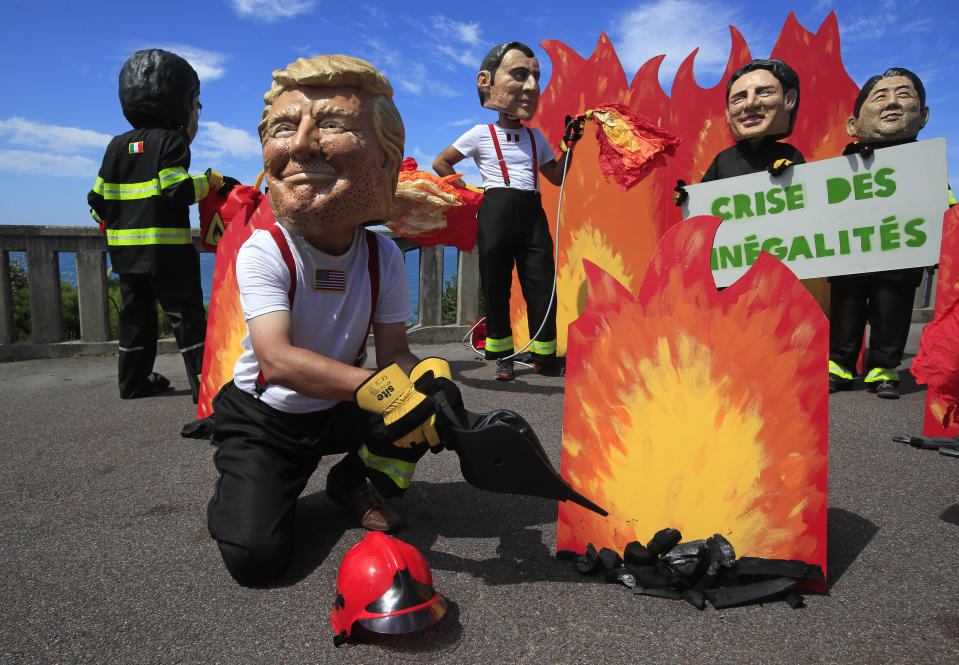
[477,44,540,121]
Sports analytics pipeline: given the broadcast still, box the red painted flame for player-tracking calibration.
[517,11,857,355]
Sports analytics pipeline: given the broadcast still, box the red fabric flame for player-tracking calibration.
[591,103,680,191]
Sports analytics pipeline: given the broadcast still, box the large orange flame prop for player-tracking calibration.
[558,216,829,589]
[515,12,856,356]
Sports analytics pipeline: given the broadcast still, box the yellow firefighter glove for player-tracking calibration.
[355,363,440,448]
[405,357,453,448]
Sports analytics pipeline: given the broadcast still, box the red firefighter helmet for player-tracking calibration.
[331,532,446,645]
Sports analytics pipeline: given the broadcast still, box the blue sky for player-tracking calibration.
[1,0,956,228]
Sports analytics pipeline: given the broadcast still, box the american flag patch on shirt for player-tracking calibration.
[128,141,145,154]
[313,268,346,292]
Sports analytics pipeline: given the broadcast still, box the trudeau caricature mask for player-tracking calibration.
[476,42,540,121]
[725,69,797,144]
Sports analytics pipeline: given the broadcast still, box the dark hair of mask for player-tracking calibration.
[477,41,536,104]
[726,58,801,136]
[852,67,926,118]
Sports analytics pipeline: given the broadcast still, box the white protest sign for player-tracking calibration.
[682,138,948,288]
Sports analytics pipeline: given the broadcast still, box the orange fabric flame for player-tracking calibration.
[386,157,482,251]
[557,216,829,590]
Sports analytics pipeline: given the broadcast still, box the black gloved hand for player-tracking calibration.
[561,114,586,152]
[673,179,688,206]
[842,141,874,159]
[768,159,795,177]
[218,176,241,195]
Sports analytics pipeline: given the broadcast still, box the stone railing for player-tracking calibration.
[0,225,480,361]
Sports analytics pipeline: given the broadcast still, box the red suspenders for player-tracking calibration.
[486,124,538,190]
[254,226,380,396]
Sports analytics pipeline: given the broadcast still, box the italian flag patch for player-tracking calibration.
[128,141,145,154]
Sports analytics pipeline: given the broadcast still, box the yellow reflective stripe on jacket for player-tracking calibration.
[864,367,899,383]
[105,227,193,246]
[89,208,102,223]
[158,166,190,189]
[193,175,209,202]
[828,361,854,380]
[95,176,161,200]
[357,444,416,490]
[485,335,513,353]
[531,338,557,355]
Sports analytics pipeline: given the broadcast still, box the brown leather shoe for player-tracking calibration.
[328,480,403,532]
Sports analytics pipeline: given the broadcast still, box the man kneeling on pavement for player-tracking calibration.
[206,54,459,586]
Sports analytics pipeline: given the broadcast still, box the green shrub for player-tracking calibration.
[7,256,175,341]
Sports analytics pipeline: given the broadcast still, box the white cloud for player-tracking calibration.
[0,117,111,152]
[363,41,462,99]
[613,0,748,87]
[430,15,483,70]
[430,16,483,47]
[195,121,262,160]
[445,117,479,128]
[0,149,99,178]
[229,0,316,23]
[151,44,228,82]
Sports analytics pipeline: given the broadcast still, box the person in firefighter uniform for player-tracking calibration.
[828,68,931,399]
[206,54,461,586]
[88,49,225,402]
[432,41,581,381]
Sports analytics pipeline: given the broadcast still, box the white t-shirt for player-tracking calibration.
[453,122,556,191]
[233,224,413,413]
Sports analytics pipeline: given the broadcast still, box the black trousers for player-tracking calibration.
[117,249,206,401]
[477,188,557,360]
[829,272,919,375]
[207,381,369,585]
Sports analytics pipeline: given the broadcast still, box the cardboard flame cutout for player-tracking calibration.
[558,216,829,589]
[519,12,856,356]
[195,195,275,418]
[914,206,959,436]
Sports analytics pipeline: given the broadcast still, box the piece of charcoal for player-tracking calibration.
[623,540,658,566]
[575,543,600,574]
[732,557,824,580]
[635,586,683,601]
[555,549,578,561]
[605,568,636,588]
[705,534,736,575]
[783,591,805,609]
[662,540,709,579]
[598,547,623,570]
[646,528,682,556]
[625,565,670,589]
[681,588,706,610]
[703,577,796,609]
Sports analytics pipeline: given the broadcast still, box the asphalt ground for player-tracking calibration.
[0,323,956,665]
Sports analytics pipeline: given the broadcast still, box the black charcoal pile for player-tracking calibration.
[557,527,824,610]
